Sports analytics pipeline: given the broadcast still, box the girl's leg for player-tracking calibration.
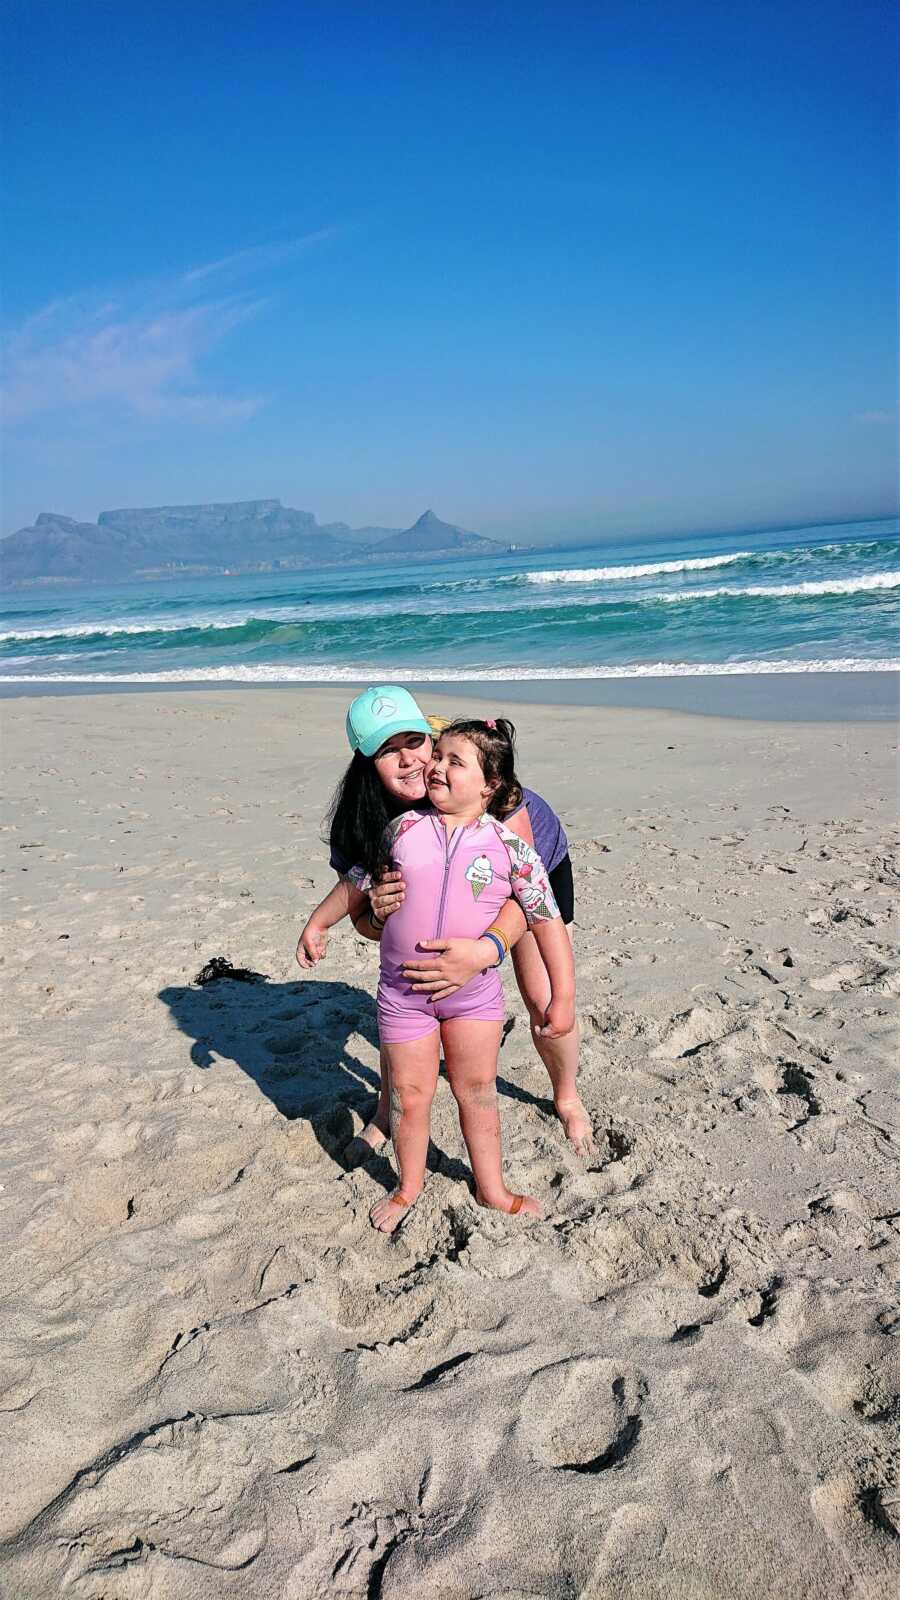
[441,1018,541,1217]
[511,928,596,1158]
[369,1030,440,1233]
[344,1044,391,1165]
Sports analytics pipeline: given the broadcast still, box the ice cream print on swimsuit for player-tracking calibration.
[465,853,494,900]
[501,830,557,921]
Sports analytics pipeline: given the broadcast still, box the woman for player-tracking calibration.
[296,685,594,1159]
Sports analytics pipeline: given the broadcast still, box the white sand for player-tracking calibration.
[1,686,898,1598]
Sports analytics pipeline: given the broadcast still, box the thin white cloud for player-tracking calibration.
[2,295,266,425]
[2,227,339,432]
[183,227,339,285]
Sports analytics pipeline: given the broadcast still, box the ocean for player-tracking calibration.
[1,517,897,704]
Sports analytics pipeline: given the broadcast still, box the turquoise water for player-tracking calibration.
[1,516,897,686]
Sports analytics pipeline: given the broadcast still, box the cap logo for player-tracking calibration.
[370,695,397,718]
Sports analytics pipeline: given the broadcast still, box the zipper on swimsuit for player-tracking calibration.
[432,815,467,940]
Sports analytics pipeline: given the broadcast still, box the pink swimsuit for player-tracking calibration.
[347,808,560,1043]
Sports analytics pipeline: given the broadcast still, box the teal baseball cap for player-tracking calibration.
[345,685,432,757]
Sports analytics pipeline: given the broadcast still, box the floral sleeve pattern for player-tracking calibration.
[342,861,372,891]
[493,820,560,923]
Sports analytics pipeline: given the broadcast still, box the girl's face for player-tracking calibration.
[373,731,433,802]
[425,734,496,815]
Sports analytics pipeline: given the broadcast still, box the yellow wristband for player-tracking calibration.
[485,923,511,956]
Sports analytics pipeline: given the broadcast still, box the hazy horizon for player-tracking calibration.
[3,500,897,556]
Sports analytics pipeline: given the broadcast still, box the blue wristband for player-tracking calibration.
[482,931,506,969]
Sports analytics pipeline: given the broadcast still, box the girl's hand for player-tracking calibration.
[402,936,498,1000]
[296,922,328,968]
[369,869,406,923]
[535,997,576,1039]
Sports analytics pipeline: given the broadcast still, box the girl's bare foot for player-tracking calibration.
[554,1098,597,1160]
[475,1189,542,1219]
[369,1189,416,1233]
[343,1120,390,1168]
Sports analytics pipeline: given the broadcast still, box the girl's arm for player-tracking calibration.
[402,896,528,999]
[295,878,369,968]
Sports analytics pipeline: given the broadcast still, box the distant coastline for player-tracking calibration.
[3,544,518,590]
[0,502,512,589]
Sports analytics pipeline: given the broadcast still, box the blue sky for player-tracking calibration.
[2,0,896,542]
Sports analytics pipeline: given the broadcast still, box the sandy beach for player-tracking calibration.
[1,685,898,1599]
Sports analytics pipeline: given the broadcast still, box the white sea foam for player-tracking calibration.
[0,614,281,642]
[2,568,898,645]
[656,573,900,602]
[526,552,753,583]
[1,658,897,685]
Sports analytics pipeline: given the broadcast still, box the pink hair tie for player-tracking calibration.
[485,718,497,729]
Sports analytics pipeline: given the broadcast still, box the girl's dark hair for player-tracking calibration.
[326,751,395,880]
[440,718,523,818]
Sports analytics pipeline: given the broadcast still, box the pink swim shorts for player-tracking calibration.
[377,969,506,1044]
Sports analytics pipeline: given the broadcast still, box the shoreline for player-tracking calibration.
[0,667,897,721]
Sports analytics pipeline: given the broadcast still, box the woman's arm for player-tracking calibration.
[401,897,528,999]
[351,898,386,942]
[529,919,576,1037]
[295,879,368,967]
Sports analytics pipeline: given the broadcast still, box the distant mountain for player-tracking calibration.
[1,499,357,585]
[373,509,499,555]
[329,524,402,546]
[0,499,505,585]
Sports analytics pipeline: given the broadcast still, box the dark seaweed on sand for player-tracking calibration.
[193,956,269,986]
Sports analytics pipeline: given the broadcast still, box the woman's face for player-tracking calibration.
[372,730,433,802]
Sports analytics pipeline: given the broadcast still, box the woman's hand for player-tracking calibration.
[369,869,406,923]
[402,936,499,1000]
[534,996,576,1039]
[296,921,328,968]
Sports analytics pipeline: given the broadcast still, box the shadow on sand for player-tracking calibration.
[158,974,549,1188]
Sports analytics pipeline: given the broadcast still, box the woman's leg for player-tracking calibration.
[369,1030,440,1232]
[441,1018,541,1217]
[511,928,596,1158]
[344,1044,391,1165]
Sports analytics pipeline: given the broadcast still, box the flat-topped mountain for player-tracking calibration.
[0,500,505,586]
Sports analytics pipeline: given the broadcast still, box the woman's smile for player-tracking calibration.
[372,731,433,801]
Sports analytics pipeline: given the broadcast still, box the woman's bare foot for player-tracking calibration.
[343,1120,390,1168]
[475,1189,542,1219]
[554,1098,597,1160]
[369,1189,416,1233]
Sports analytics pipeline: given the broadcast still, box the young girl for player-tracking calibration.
[307,718,575,1232]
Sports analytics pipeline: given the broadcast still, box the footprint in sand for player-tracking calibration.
[810,959,890,993]
[584,1502,668,1595]
[517,1356,647,1472]
[812,1472,899,1548]
[651,1002,741,1061]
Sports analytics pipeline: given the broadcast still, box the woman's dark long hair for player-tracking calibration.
[326,751,396,880]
